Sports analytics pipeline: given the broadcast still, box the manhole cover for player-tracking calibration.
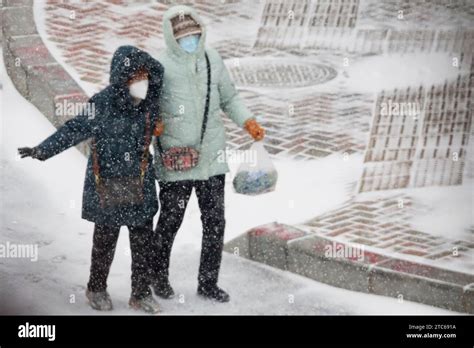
[226,58,337,88]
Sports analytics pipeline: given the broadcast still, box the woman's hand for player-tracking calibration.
[18,147,46,161]
[244,119,265,141]
[153,120,165,137]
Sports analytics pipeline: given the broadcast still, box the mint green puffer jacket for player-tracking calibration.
[153,5,253,182]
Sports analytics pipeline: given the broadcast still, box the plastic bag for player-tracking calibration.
[233,141,278,195]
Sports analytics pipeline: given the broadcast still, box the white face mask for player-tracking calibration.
[129,79,149,100]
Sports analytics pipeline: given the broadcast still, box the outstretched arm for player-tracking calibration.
[19,97,99,161]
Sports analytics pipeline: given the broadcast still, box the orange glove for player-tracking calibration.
[153,120,165,137]
[244,119,265,141]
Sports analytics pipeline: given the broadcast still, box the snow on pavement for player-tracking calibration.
[0,51,454,315]
[345,52,468,94]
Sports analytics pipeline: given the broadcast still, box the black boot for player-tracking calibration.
[197,284,230,303]
[152,277,175,299]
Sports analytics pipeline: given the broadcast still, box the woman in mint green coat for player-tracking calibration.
[151,5,265,302]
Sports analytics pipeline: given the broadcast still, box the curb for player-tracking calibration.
[2,0,89,155]
[224,222,474,313]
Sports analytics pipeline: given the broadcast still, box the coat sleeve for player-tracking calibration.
[36,97,99,160]
[217,57,253,128]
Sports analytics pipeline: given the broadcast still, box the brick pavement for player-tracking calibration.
[38,0,375,160]
[302,193,473,266]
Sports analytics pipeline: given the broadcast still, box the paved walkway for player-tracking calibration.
[303,192,473,267]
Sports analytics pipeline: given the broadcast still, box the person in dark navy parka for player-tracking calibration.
[18,45,164,314]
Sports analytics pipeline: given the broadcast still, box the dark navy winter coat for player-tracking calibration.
[36,46,164,227]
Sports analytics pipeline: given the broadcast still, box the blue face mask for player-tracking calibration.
[178,34,200,53]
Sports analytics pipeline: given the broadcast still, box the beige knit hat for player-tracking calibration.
[171,14,202,40]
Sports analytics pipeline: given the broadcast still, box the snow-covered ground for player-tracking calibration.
[356,184,473,243]
[0,50,456,315]
[344,52,469,94]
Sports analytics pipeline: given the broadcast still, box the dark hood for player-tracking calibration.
[109,45,164,113]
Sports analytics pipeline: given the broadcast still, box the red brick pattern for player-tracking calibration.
[302,193,473,269]
[223,89,371,158]
[43,0,169,87]
[38,0,474,164]
[360,73,473,192]
[41,0,372,160]
[255,0,474,54]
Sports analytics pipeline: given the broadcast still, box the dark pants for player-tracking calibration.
[87,221,153,299]
[152,174,226,287]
